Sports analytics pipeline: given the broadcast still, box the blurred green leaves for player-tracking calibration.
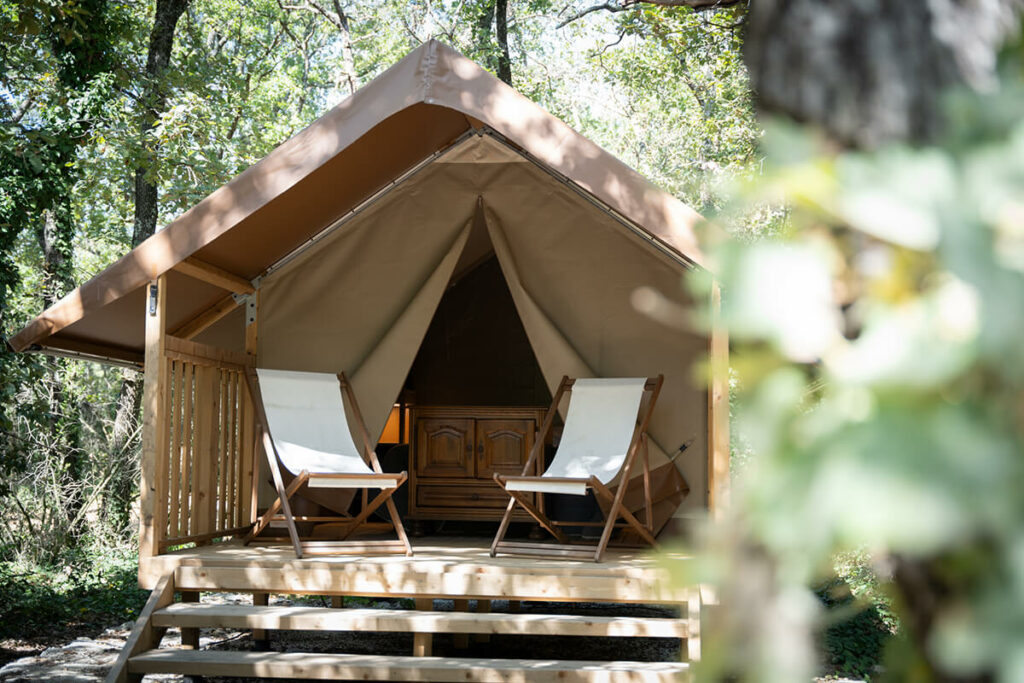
[693,81,1024,681]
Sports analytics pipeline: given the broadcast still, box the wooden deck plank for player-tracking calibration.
[151,604,688,638]
[128,651,689,681]
[140,538,690,604]
[172,565,679,604]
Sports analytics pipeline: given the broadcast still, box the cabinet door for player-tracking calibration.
[416,418,475,478]
[476,419,535,479]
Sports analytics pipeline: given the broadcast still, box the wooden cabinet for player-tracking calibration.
[410,406,546,522]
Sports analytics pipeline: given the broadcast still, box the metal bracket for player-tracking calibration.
[148,283,159,316]
[245,296,257,326]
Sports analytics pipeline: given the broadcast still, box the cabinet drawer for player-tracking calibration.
[416,484,525,509]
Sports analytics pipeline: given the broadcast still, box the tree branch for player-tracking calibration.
[557,0,744,29]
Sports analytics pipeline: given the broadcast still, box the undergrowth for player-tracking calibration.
[816,551,898,681]
[0,544,147,639]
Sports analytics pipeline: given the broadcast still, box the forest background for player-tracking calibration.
[2,1,1023,681]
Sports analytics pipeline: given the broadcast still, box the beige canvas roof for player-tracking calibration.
[9,39,704,362]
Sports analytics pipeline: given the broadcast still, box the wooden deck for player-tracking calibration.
[110,537,699,681]
[141,537,693,605]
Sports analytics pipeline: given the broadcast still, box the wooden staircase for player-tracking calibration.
[107,573,693,682]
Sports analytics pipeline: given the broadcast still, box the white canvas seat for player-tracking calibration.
[491,375,663,562]
[244,368,412,558]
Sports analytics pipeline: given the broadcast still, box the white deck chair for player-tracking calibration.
[244,368,412,558]
[490,375,663,562]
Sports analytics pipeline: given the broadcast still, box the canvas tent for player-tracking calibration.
[9,40,728,540]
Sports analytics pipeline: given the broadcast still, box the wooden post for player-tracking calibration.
[453,598,470,648]
[708,283,730,517]
[685,587,701,663]
[252,591,269,650]
[140,275,169,565]
[180,591,200,649]
[475,599,491,643]
[412,598,432,656]
[331,595,343,609]
[245,293,260,526]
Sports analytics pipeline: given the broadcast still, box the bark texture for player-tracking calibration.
[132,0,190,246]
[495,0,512,85]
[109,0,189,531]
[744,0,1023,148]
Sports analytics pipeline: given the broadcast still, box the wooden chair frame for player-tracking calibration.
[490,375,663,562]
[243,369,412,558]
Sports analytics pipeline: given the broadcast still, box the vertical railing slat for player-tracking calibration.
[180,362,194,537]
[219,370,229,532]
[242,373,256,526]
[168,360,182,539]
[227,372,238,528]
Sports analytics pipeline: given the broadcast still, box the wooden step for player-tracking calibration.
[152,603,687,638]
[128,650,690,681]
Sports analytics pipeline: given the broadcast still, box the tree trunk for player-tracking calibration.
[744,0,1022,148]
[495,0,512,85]
[473,0,512,85]
[107,0,189,534]
[332,0,358,95]
[132,0,190,246]
[37,208,84,545]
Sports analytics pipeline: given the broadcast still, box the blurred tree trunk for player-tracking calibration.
[106,0,190,533]
[744,0,1023,148]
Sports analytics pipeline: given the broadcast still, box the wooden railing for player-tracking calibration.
[156,335,256,550]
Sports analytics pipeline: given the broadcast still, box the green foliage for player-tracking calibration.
[0,545,147,638]
[816,577,889,681]
[685,74,1024,682]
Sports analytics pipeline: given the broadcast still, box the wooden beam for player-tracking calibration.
[686,587,701,663]
[170,294,240,340]
[413,598,433,656]
[140,276,168,562]
[173,257,254,295]
[245,292,260,528]
[453,599,470,648]
[36,336,145,366]
[179,591,200,650]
